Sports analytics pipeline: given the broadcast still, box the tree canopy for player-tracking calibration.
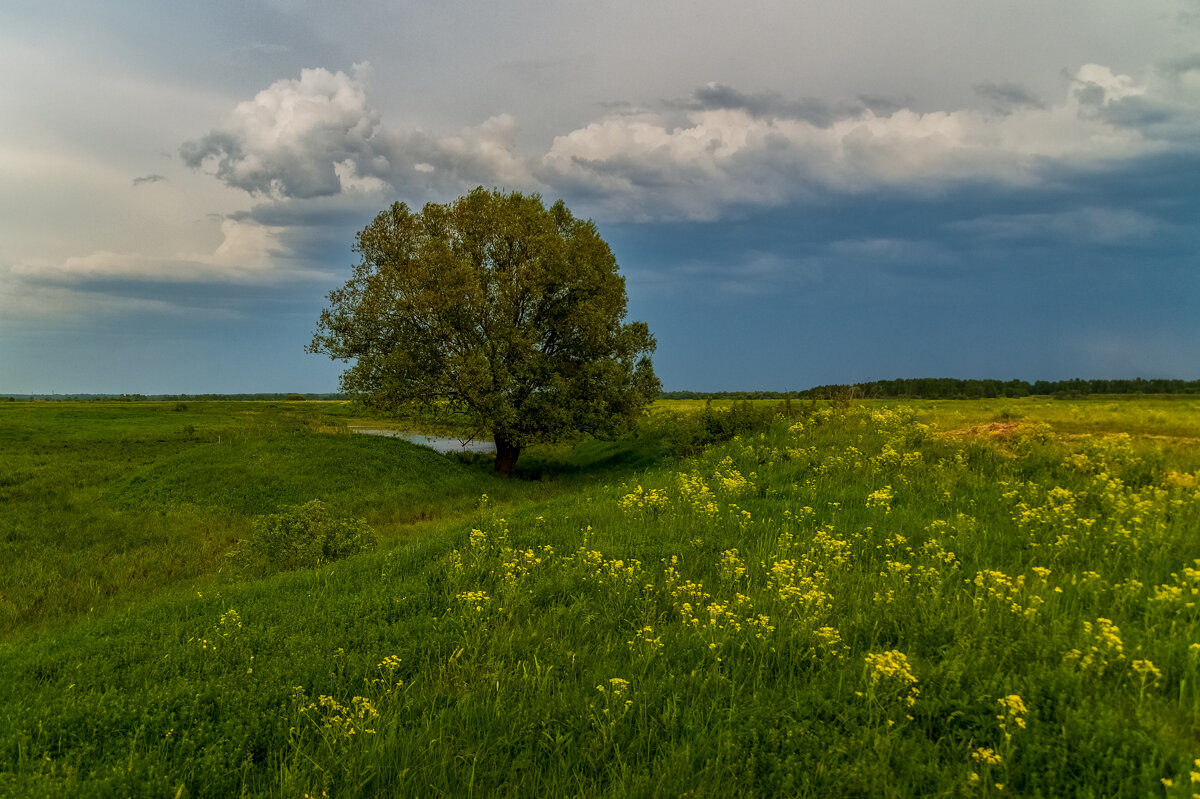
[309,187,660,475]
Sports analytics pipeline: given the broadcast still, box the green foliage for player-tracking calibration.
[109,427,481,515]
[640,399,785,458]
[0,401,539,637]
[800,376,1200,400]
[229,500,377,574]
[4,398,1200,796]
[309,187,660,474]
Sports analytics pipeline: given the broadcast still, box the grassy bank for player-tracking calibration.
[2,398,1199,796]
[0,401,555,637]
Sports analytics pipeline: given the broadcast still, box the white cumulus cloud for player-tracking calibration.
[535,63,1195,220]
[181,61,1200,222]
[181,63,383,199]
[181,64,530,201]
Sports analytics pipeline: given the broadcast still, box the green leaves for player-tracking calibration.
[311,188,659,474]
[230,500,378,574]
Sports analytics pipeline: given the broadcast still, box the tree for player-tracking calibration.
[308,187,660,476]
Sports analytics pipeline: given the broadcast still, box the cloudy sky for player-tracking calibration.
[2,1,1198,393]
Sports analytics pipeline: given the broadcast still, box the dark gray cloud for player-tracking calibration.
[1100,96,1182,131]
[856,94,911,116]
[1162,53,1200,75]
[181,129,349,199]
[973,82,1045,111]
[1094,82,1200,143]
[1067,61,1200,143]
[132,174,167,186]
[676,83,862,127]
[1072,83,1109,109]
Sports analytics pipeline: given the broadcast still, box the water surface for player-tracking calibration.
[353,428,496,454]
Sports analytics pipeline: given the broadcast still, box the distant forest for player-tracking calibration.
[5,377,1200,403]
[663,377,1200,401]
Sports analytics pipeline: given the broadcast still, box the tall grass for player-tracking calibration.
[0,402,546,637]
[2,399,1199,796]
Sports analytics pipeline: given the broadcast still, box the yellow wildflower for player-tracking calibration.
[971,747,1003,766]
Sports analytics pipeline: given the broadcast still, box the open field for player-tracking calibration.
[2,397,1200,796]
[0,401,561,637]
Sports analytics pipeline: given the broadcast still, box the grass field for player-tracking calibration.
[2,397,1199,796]
[0,401,562,637]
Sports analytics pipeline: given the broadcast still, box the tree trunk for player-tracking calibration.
[493,436,521,477]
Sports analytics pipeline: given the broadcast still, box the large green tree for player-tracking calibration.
[309,187,660,475]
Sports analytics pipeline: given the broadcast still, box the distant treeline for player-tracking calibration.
[5,378,1198,404]
[663,377,1200,401]
[0,393,348,402]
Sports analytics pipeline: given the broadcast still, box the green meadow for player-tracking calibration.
[2,397,1200,796]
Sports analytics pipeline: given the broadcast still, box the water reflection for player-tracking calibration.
[353,428,496,454]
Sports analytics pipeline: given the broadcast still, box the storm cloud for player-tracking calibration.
[178,60,1200,225]
[4,0,1199,392]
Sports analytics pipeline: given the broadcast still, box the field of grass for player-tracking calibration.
[0,401,561,637]
[2,397,1200,796]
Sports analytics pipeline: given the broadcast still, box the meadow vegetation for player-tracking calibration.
[2,396,1199,796]
[0,401,551,636]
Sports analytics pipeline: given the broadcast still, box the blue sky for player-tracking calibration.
[2,1,1198,393]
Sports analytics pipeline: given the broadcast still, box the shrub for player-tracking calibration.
[228,500,377,574]
[653,400,780,457]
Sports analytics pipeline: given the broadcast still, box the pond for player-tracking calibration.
[352,428,496,454]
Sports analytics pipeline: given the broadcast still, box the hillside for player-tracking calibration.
[2,398,1199,796]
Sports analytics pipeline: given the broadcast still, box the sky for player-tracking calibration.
[1,0,1198,394]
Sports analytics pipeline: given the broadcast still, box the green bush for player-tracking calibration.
[653,400,780,457]
[229,500,378,574]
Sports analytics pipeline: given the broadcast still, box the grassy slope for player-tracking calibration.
[3,398,1200,796]
[0,402,551,637]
